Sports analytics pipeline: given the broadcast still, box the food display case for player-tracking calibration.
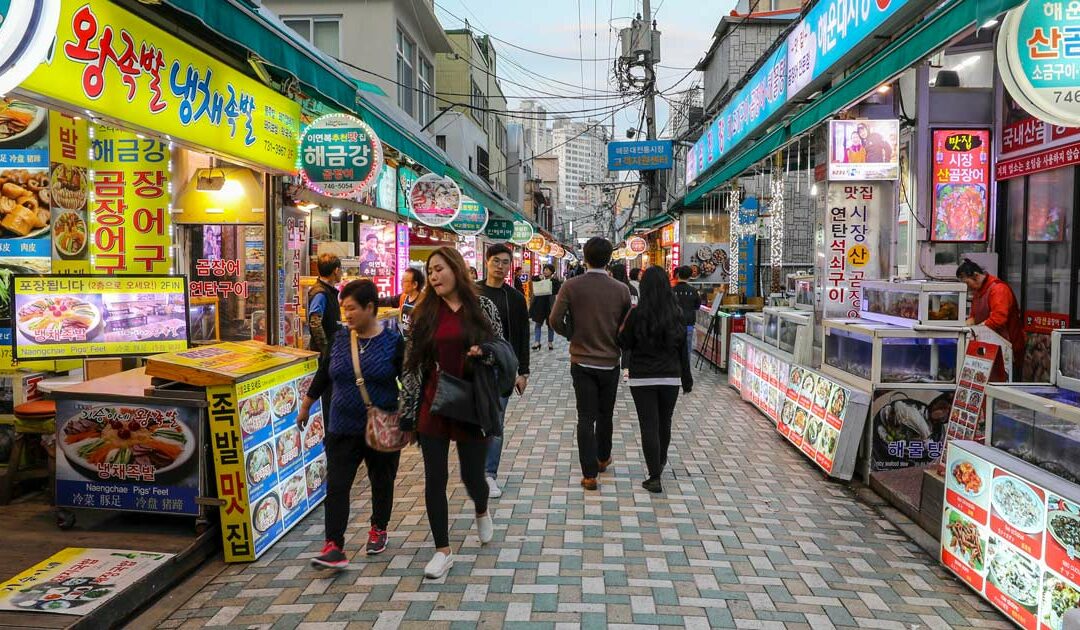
[860,280,968,328]
[822,319,963,390]
[778,310,812,365]
[793,275,815,312]
[1050,328,1080,390]
[763,306,795,349]
[745,312,765,340]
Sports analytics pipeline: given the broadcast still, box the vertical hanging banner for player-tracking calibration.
[395,223,410,293]
[90,125,171,274]
[50,111,90,274]
[823,183,882,318]
[932,130,991,242]
[739,199,758,297]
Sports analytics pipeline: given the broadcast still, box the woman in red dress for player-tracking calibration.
[399,246,503,579]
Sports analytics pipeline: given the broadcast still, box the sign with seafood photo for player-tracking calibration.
[206,357,324,562]
[0,99,54,295]
[941,440,1080,630]
[54,400,200,515]
[11,275,188,360]
[869,389,952,472]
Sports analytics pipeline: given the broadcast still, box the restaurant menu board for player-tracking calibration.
[728,333,866,479]
[207,357,325,562]
[941,441,1080,630]
[932,130,991,242]
[942,341,1000,464]
[11,275,188,360]
[54,400,200,515]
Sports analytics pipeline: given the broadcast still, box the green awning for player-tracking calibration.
[623,213,674,240]
[683,0,1021,205]
[355,79,387,97]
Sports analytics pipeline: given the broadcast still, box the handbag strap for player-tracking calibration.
[349,329,375,408]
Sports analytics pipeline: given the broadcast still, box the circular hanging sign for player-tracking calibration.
[510,221,534,245]
[0,1,61,96]
[450,197,488,236]
[998,1,1080,126]
[550,243,565,258]
[409,173,462,227]
[540,241,552,255]
[299,113,384,198]
[526,234,546,252]
[483,218,514,242]
[627,236,647,255]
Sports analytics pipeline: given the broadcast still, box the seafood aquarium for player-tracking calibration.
[937,329,1080,628]
[860,280,968,328]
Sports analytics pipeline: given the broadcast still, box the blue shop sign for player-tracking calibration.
[607,140,673,171]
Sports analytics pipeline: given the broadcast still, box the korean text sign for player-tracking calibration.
[299,113,383,198]
[18,0,300,172]
[54,400,201,515]
[998,0,1080,128]
[932,130,990,242]
[12,274,188,360]
[823,183,882,318]
[207,358,325,562]
[607,140,673,171]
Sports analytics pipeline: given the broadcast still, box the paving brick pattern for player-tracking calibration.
[164,342,1009,629]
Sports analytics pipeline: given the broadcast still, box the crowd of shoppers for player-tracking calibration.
[300,237,698,577]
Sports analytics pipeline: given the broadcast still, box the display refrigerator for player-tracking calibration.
[860,280,968,328]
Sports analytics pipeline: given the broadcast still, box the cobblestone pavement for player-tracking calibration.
[163,341,1009,630]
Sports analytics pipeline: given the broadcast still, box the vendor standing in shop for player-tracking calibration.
[308,253,343,355]
[956,259,1026,379]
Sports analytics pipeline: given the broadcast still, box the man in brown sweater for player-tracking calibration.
[550,237,632,489]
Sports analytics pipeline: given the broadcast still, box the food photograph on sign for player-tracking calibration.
[409,173,462,227]
[828,119,900,180]
[932,130,990,242]
[870,389,951,471]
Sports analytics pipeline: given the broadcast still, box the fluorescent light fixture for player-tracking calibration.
[877,84,891,94]
[205,208,224,214]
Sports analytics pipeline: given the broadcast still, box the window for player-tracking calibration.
[283,16,341,57]
[470,81,486,128]
[477,147,490,180]
[435,135,446,150]
[418,58,435,127]
[397,29,416,117]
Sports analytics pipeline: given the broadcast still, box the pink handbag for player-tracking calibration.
[350,330,413,452]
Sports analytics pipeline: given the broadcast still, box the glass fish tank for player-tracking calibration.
[823,319,963,387]
[986,387,1080,485]
[746,312,764,340]
[824,323,874,382]
[860,280,967,327]
[1052,329,1080,390]
[879,335,958,383]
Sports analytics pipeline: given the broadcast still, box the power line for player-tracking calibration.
[488,107,639,176]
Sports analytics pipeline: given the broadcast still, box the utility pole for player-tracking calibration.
[642,0,661,218]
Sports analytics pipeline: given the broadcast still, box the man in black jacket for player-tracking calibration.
[477,244,530,499]
[672,266,702,362]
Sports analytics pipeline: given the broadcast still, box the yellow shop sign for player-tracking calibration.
[19,0,300,173]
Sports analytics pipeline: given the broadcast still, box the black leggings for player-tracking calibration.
[630,385,680,480]
[419,434,490,548]
[324,432,401,548]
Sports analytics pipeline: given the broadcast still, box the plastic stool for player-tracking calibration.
[0,400,56,504]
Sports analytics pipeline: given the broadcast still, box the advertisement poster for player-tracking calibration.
[828,120,900,180]
[685,243,730,282]
[409,173,461,227]
[54,400,200,515]
[12,275,188,360]
[1024,311,1069,383]
[358,221,396,298]
[207,358,325,562]
[823,183,883,318]
[869,389,951,471]
[90,125,172,274]
[49,110,90,274]
[282,207,308,348]
[932,130,991,242]
[0,548,173,615]
[941,441,1080,630]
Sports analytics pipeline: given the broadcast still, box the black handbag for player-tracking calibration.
[430,365,476,423]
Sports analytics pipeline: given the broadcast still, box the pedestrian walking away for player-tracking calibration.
[529,263,561,350]
[550,237,632,490]
[381,267,424,336]
[610,262,638,382]
[299,279,404,570]
[672,266,703,363]
[619,266,693,493]
[399,246,506,580]
[476,244,531,499]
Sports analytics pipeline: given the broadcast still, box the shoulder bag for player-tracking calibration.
[430,363,476,423]
[351,330,413,452]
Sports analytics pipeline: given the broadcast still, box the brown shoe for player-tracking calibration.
[580,477,598,490]
[598,458,613,473]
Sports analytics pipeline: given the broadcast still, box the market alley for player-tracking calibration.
[157,342,1010,630]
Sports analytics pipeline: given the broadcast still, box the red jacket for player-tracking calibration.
[971,275,1025,352]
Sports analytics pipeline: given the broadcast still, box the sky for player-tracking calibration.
[433,0,735,148]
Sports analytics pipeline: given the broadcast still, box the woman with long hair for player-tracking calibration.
[399,246,503,579]
[618,266,693,493]
[528,263,560,350]
[610,262,639,381]
[299,280,404,569]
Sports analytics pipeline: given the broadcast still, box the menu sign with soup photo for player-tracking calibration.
[941,440,1080,629]
[11,275,188,359]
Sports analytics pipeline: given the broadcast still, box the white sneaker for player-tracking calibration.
[424,551,454,579]
[486,475,503,498]
[476,513,494,544]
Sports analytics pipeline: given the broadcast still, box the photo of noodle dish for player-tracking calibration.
[987,540,1040,607]
[992,475,1045,534]
[303,414,325,450]
[244,443,274,485]
[1041,575,1080,630]
[814,379,832,407]
[306,456,327,496]
[252,493,280,534]
[60,405,194,481]
[271,383,298,418]
[827,388,847,416]
[276,427,302,469]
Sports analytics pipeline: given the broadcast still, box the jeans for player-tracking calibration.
[324,433,401,548]
[533,321,555,344]
[419,434,490,548]
[630,385,680,480]
[686,325,696,361]
[570,364,620,479]
[485,396,511,478]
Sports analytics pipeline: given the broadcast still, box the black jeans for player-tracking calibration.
[419,434,490,548]
[570,364,620,478]
[630,385,680,480]
[324,432,400,548]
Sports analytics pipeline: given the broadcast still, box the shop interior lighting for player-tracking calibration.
[361,214,370,221]
[196,168,227,191]
[330,207,343,218]
[810,183,819,196]
[296,202,318,213]
[981,18,999,28]
[876,85,891,94]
